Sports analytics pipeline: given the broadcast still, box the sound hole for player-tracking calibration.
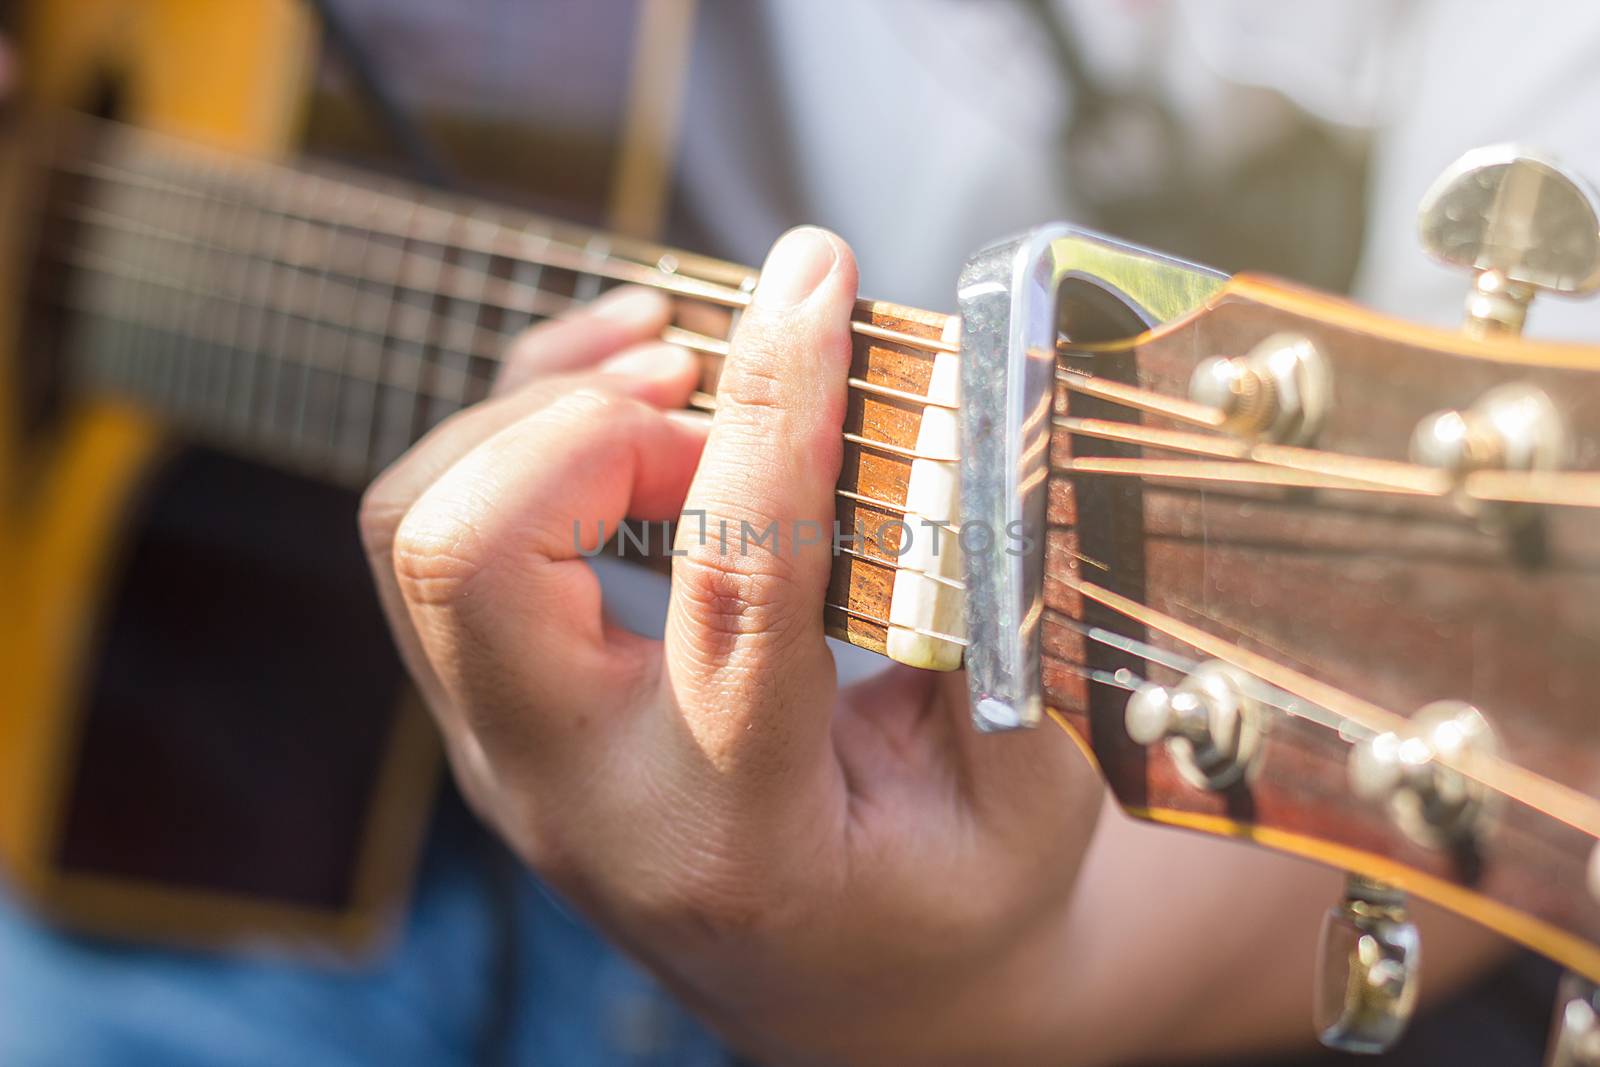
[56,448,408,910]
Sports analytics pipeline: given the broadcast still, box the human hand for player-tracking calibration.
[361,229,1103,1065]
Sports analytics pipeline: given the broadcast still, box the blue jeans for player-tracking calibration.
[0,794,730,1067]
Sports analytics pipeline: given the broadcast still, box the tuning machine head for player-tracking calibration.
[1547,973,1600,1067]
[1188,333,1331,445]
[1349,700,1497,850]
[1418,144,1600,338]
[1124,660,1264,791]
[1315,875,1421,1054]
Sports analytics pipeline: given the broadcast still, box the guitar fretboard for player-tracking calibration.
[46,124,770,483]
[31,119,967,666]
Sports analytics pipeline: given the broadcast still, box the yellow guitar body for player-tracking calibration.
[0,0,326,939]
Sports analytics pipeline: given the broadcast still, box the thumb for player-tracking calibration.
[662,226,857,788]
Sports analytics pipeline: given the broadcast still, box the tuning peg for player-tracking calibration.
[1418,144,1600,338]
[1547,973,1600,1067]
[1187,332,1330,445]
[1123,660,1263,791]
[1348,700,1497,849]
[1410,382,1568,478]
[1315,874,1420,1054]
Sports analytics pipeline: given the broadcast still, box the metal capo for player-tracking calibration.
[957,224,1224,731]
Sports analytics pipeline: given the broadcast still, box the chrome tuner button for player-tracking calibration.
[1410,382,1569,479]
[1547,973,1600,1067]
[1123,660,1263,790]
[1417,144,1600,339]
[1315,875,1420,1055]
[1187,332,1330,445]
[1349,700,1497,849]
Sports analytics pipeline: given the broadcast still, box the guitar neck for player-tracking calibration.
[33,119,967,668]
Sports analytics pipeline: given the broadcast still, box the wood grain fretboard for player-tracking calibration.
[31,121,967,666]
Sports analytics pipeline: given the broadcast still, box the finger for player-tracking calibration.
[494,285,673,395]
[662,226,857,787]
[366,342,697,562]
[361,344,697,707]
[391,391,707,749]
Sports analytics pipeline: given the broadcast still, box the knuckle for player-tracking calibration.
[715,349,789,414]
[390,501,495,607]
[672,541,804,662]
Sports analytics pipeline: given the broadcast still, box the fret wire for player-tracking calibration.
[267,186,317,450]
[220,163,266,434]
[441,214,497,419]
[576,235,608,303]
[346,196,403,478]
[129,180,167,403]
[130,176,169,402]
[292,178,346,459]
[321,199,376,472]
[391,203,453,467]
[365,199,422,477]
[121,176,159,399]
[195,158,236,425]
[188,155,228,421]
[164,152,202,418]
[161,166,201,409]
[505,254,545,336]
[244,182,290,445]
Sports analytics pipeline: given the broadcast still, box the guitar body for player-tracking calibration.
[4,0,420,951]
[2,0,702,951]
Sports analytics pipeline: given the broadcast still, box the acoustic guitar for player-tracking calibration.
[6,2,1600,1061]
[1,0,705,952]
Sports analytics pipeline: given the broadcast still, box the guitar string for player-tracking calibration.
[1064,578,1600,840]
[56,260,969,638]
[50,260,972,544]
[63,150,960,357]
[48,229,963,455]
[52,185,976,593]
[68,209,1591,513]
[61,144,1600,509]
[1040,611,1356,735]
[53,201,963,448]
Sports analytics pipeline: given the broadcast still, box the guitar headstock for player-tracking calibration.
[965,146,1600,1059]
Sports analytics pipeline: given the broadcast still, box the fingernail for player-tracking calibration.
[754,227,838,309]
[599,344,691,378]
[590,286,669,324]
